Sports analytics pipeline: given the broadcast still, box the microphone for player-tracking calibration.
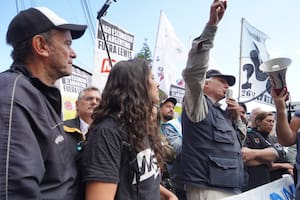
[225,88,233,99]
[97,0,116,19]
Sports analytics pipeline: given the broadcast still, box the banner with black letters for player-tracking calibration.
[92,19,134,92]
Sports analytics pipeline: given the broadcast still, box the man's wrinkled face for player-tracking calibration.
[76,90,101,118]
[205,77,229,101]
[46,29,76,80]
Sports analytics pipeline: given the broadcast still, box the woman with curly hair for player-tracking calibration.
[81,59,177,200]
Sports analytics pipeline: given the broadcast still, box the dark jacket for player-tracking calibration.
[0,64,78,200]
[244,129,274,190]
[64,117,84,153]
[64,117,86,200]
[178,98,245,193]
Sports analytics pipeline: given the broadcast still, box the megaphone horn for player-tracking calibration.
[259,57,291,99]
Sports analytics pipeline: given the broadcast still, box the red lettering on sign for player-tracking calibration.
[101,58,116,73]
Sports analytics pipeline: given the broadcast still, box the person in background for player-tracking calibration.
[63,86,101,199]
[286,143,297,165]
[0,7,87,199]
[160,97,177,123]
[242,112,279,191]
[161,114,182,157]
[238,102,248,145]
[271,88,300,198]
[81,59,177,200]
[159,97,182,198]
[64,86,101,152]
[268,131,294,181]
[238,102,248,126]
[249,107,263,130]
[161,113,186,200]
[177,1,247,199]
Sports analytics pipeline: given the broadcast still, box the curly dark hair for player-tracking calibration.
[91,58,164,168]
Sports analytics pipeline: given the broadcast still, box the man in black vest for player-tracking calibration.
[177,1,247,199]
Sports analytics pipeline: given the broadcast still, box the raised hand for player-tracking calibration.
[271,88,288,110]
[208,0,227,26]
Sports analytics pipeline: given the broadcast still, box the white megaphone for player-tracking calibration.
[259,57,291,100]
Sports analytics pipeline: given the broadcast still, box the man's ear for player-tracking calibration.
[31,35,50,57]
[255,120,261,128]
[204,79,209,88]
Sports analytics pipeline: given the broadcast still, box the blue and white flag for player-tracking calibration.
[239,18,273,106]
[221,175,295,200]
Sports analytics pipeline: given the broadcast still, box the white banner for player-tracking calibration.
[92,19,134,92]
[152,11,187,96]
[239,18,273,106]
[222,175,295,200]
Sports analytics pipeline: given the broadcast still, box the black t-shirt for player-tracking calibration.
[244,130,274,190]
[81,117,161,200]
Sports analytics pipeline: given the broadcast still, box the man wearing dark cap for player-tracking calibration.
[177,1,247,200]
[160,97,177,123]
[0,7,87,200]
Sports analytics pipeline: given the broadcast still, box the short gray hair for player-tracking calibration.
[78,86,100,100]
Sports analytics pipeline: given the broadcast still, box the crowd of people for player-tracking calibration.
[0,1,300,200]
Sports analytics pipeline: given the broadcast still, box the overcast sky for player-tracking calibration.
[1,0,299,111]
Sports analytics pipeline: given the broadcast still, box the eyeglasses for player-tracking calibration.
[80,96,101,103]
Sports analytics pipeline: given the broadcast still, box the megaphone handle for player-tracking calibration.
[274,87,289,101]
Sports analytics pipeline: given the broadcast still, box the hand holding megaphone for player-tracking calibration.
[270,87,289,110]
[259,57,291,101]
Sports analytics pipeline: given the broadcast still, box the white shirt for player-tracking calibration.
[79,118,89,136]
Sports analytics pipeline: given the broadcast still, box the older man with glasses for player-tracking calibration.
[64,86,101,150]
[63,86,101,199]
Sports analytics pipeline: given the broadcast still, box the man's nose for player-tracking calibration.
[91,97,100,105]
[70,48,77,58]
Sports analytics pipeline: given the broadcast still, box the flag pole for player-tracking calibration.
[238,18,245,103]
[153,10,168,98]
[153,10,163,67]
[96,0,116,68]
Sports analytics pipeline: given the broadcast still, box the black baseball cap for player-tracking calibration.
[160,97,177,107]
[6,7,87,47]
[206,69,236,86]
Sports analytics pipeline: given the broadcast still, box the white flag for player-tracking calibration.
[152,11,187,97]
[239,18,273,106]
